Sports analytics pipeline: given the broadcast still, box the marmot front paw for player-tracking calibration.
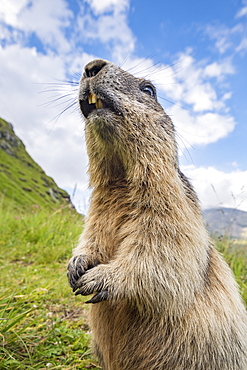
[67,255,98,291]
[73,264,110,304]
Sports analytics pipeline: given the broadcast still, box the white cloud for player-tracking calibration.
[76,1,135,62]
[0,0,28,26]
[32,114,88,186]
[222,92,232,101]
[236,37,247,53]
[205,3,247,56]
[236,5,247,18]
[172,55,234,112]
[171,106,236,147]
[0,43,66,122]
[205,24,234,54]
[182,165,247,212]
[0,0,73,53]
[85,0,129,15]
[203,60,235,80]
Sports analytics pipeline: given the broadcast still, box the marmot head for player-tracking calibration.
[79,59,178,186]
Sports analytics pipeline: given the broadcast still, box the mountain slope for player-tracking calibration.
[0,117,72,209]
[203,207,247,239]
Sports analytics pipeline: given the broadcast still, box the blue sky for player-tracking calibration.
[0,0,247,213]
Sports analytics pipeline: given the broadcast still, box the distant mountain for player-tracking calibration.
[0,117,73,209]
[203,207,247,239]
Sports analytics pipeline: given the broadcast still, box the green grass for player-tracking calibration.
[0,199,246,369]
[215,236,247,303]
[0,200,101,370]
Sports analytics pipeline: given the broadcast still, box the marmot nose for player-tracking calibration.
[84,59,108,78]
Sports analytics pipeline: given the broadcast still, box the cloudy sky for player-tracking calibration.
[0,0,247,213]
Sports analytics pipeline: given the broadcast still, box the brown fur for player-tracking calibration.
[67,59,247,369]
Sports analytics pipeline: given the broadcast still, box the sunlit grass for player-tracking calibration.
[215,237,247,303]
[0,201,101,369]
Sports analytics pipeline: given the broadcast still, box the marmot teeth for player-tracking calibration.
[90,93,97,104]
[88,93,103,109]
[95,99,103,109]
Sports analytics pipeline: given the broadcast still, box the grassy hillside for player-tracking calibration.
[0,117,71,210]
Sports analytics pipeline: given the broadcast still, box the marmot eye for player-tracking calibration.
[141,84,155,98]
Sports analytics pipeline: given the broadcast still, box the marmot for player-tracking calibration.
[67,59,247,370]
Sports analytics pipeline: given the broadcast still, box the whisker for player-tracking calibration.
[118,51,132,69]
[36,80,79,87]
[158,95,190,112]
[130,61,167,78]
[176,125,210,139]
[124,54,157,74]
[41,93,77,107]
[43,96,78,109]
[47,100,78,125]
[135,62,171,77]
[175,130,195,164]
[37,71,81,121]
[39,88,76,93]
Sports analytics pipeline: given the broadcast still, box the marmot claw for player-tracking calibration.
[67,255,98,290]
[86,289,109,304]
[72,265,110,303]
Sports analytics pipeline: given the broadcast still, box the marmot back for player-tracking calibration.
[68,59,247,370]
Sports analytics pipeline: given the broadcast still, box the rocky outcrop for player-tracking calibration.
[0,121,22,156]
